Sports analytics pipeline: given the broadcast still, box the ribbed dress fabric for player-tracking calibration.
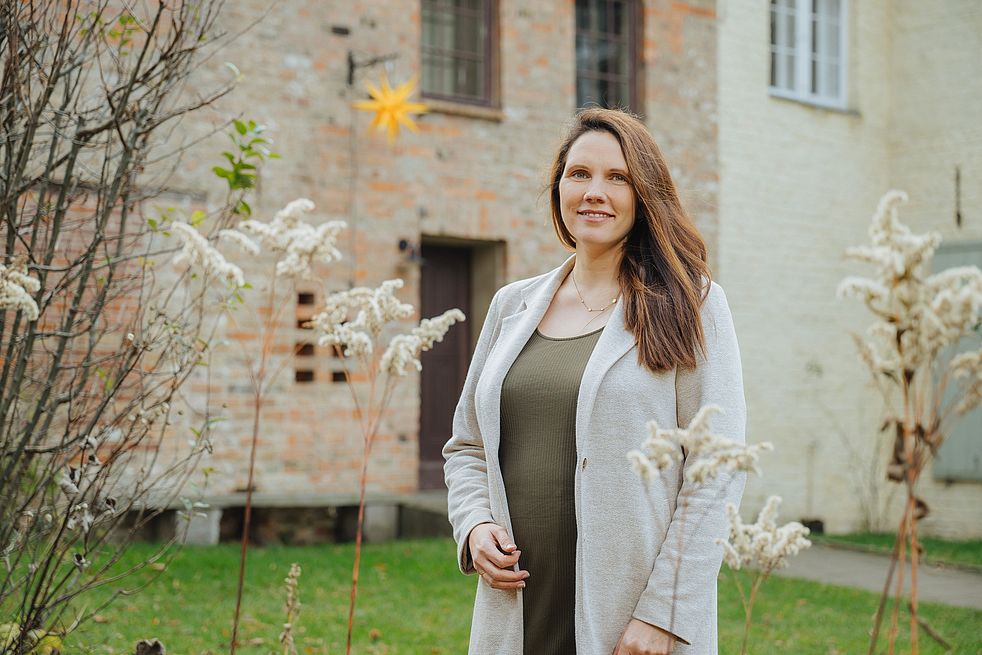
[498,326,604,655]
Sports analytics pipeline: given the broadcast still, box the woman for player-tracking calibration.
[443,108,746,655]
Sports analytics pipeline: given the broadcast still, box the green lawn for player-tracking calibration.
[813,532,982,569]
[61,539,981,655]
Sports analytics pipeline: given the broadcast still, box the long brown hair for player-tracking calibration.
[548,107,710,372]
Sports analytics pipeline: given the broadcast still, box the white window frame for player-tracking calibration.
[769,0,849,110]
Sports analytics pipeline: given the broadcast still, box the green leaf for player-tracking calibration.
[234,200,251,217]
[233,119,247,135]
[148,217,157,230]
[190,210,206,227]
[212,166,231,180]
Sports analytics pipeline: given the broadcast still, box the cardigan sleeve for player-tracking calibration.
[443,289,504,575]
[632,282,748,646]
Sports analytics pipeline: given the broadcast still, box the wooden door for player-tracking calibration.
[419,245,471,489]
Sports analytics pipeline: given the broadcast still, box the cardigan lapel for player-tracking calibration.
[575,292,636,449]
[478,257,575,461]
[477,254,637,456]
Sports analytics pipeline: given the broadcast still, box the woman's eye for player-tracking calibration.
[570,170,589,179]
[611,173,628,182]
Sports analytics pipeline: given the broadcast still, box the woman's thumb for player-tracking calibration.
[493,525,516,552]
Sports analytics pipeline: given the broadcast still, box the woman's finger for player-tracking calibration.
[472,525,522,568]
[478,566,527,590]
[480,544,521,569]
[490,524,517,551]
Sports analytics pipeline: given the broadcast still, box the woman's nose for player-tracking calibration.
[584,184,607,202]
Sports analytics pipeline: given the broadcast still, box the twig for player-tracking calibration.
[908,603,952,652]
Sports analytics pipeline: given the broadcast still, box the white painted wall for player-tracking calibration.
[882,1,982,538]
[716,0,982,536]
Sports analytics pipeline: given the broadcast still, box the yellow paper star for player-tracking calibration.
[353,74,428,143]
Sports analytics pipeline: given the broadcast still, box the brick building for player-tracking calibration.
[164,0,981,542]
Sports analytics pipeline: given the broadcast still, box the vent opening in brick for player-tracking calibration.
[295,369,315,383]
[297,292,315,305]
[296,342,315,356]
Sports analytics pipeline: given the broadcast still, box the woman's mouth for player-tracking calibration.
[578,210,614,222]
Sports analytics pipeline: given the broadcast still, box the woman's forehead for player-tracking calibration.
[565,131,628,168]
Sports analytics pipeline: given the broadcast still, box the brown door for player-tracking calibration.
[419,245,472,489]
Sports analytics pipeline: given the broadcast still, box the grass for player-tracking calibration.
[812,532,982,569]
[60,538,982,655]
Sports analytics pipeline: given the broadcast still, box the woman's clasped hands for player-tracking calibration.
[467,523,529,590]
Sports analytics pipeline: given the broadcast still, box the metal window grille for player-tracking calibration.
[575,0,640,111]
[421,0,497,106]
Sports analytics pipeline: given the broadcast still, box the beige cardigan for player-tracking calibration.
[443,257,747,655]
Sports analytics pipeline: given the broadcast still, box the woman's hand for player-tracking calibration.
[467,523,529,591]
[612,618,676,655]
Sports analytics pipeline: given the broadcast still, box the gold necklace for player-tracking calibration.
[571,271,620,313]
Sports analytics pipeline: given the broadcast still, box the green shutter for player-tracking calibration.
[932,242,982,481]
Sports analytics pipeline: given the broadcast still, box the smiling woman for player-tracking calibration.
[444,108,747,655]
[558,131,637,258]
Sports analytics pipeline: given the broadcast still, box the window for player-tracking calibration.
[421,0,498,106]
[769,0,847,108]
[575,0,640,111]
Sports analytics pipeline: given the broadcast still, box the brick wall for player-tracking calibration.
[154,0,721,509]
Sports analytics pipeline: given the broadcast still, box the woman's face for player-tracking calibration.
[558,130,636,253]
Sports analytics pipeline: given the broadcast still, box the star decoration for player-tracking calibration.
[352,74,428,143]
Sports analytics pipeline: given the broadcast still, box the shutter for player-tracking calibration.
[932,242,982,481]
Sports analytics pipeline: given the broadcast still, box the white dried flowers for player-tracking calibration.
[0,261,41,320]
[719,496,811,573]
[218,228,261,256]
[837,190,982,396]
[627,404,772,485]
[172,221,245,288]
[237,198,346,279]
[279,562,302,655]
[310,279,414,358]
[309,278,465,375]
[381,309,466,376]
[170,199,345,287]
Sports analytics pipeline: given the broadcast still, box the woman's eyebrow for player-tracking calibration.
[566,160,629,173]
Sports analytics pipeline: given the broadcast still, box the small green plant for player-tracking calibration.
[212,119,280,216]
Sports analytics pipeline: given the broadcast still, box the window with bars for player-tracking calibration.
[421,0,497,106]
[575,0,640,112]
[770,0,847,107]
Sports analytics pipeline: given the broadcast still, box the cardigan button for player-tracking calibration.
[581,457,587,470]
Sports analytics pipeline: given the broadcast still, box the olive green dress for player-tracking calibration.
[498,327,603,655]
